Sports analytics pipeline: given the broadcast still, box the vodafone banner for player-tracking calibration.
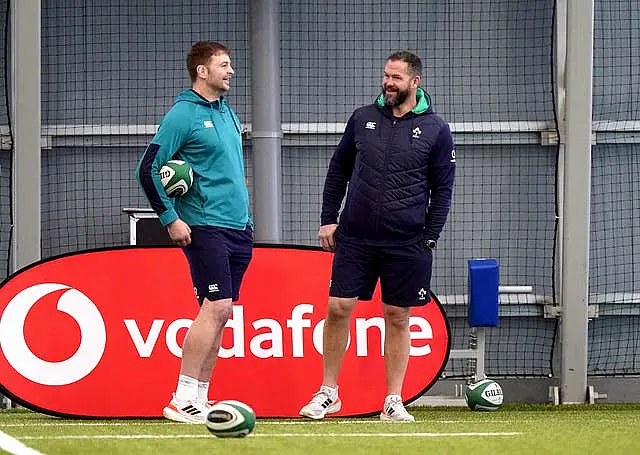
[0,246,450,418]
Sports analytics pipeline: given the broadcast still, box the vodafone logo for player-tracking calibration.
[124,304,434,359]
[0,283,106,386]
[0,247,450,418]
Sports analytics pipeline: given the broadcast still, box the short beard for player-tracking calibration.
[384,88,409,107]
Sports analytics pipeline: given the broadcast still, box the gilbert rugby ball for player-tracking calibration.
[464,379,504,411]
[159,159,194,198]
[205,400,256,438]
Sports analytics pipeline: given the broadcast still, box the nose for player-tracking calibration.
[229,66,235,75]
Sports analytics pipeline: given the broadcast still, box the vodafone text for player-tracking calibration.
[125,303,434,359]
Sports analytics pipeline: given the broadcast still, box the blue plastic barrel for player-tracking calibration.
[467,258,499,327]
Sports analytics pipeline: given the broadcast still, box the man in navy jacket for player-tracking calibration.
[300,51,456,422]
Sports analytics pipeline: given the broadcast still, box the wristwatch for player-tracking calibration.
[426,239,437,250]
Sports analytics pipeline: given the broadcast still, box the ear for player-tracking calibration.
[411,75,421,88]
[196,64,207,79]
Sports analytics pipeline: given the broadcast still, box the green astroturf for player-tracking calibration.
[1,404,640,455]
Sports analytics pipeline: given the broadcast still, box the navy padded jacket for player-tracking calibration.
[321,88,456,246]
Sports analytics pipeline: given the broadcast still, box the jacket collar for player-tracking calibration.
[376,87,431,115]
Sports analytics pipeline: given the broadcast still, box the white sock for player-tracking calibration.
[320,385,338,399]
[385,394,402,403]
[197,381,210,403]
[175,375,198,402]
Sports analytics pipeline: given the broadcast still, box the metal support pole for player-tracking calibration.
[560,0,593,404]
[250,0,282,242]
[10,0,41,271]
[475,327,486,381]
[554,0,567,307]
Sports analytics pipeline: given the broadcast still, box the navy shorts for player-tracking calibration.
[182,225,253,304]
[329,237,433,307]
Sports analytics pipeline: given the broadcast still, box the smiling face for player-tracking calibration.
[198,51,234,97]
[382,59,420,108]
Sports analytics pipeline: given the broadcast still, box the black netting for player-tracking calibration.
[1,1,637,380]
[0,0,10,279]
[589,1,640,375]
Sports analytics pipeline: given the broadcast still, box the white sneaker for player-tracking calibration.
[162,394,208,423]
[299,385,342,419]
[202,400,216,412]
[380,395,415,422]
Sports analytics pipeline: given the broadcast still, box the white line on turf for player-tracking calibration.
[0,419,512,427]
[0,430,44,455]
[253,420,515,425]
[19,432,522,439]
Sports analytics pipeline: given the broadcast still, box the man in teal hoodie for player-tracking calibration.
[136,41,252,423]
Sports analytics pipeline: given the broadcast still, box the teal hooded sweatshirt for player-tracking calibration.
[136,89,250,229]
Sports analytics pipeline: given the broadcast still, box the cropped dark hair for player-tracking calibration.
[187,41,231,82]
[387,50,422,77]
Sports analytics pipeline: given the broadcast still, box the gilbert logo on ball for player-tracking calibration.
[464,378,503,411]
[159,159,194,197]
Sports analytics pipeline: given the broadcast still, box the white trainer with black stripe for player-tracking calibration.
[299,385,341,419]
[162,394,208,423]
[202,399,216,412]
[379,394,415,422]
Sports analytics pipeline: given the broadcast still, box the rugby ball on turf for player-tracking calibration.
[205,400,256,438]
[159,159,194,197]
[464,379,503,411]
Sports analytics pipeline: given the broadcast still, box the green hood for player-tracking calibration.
[176,88,227,107]
[376,87,431,114]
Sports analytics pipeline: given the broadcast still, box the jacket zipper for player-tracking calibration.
[376,118,396,234]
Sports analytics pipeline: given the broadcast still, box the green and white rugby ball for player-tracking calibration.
[159,159,194,198]
[464,378,504,411]
[205,400,256,438]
